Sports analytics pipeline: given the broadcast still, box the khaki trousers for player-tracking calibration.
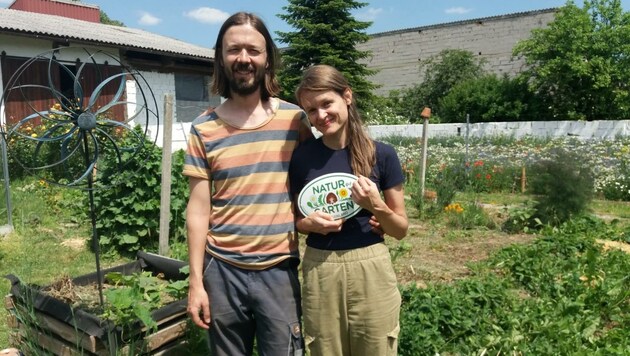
[302,243,401,356]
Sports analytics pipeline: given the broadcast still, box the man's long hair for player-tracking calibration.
[295,65,376,178]
[212,12,280,100]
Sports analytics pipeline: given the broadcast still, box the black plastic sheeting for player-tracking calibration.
[5,251,188,343]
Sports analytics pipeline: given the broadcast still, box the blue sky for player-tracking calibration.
[2,0,629,48]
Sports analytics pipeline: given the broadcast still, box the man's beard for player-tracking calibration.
[227,62,266,96]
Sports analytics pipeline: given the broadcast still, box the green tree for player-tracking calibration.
[69,0,125,26]
[514,0,630,120]
[276,0,377,110]
[390,49,486,122]
[438,74,542,123]
[100,11,125,26]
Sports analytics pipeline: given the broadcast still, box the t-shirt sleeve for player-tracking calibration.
[182,124,211,179]
[378,142,405,191]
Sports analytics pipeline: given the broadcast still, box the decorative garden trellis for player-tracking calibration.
[0,47,159,305]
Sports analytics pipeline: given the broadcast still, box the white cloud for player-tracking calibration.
[445,7,472,15]
[356,7,383,22]
[138,12,161,26]
[184,7,230,25]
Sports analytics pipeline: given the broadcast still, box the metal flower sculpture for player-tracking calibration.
[1,48,158,188]
[0,47,159,305]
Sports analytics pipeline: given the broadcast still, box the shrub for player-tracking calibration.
[5,119,56,181]
[363,105,409,125]
[387,49,486,123]
[92,128,189,256]
[527,149,594,227]
[438,74,543,123]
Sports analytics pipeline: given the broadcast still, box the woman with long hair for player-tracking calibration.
[289,64,408,356]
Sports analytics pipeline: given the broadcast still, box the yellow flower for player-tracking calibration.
[31,133,38,138]
[338,188,349,199]
[444,203,464,214]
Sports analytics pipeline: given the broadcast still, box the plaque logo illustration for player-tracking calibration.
[298,173,362,220]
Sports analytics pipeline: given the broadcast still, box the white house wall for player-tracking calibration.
[0,33,60,58]
[130,69,191,152]
[0,34,118,63]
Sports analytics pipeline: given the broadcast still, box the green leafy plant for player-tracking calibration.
[438,74,542,123]
[444,201,496,230]
[389,240,412,263]
[527,149,595,227]
[501,201,541,233]
[102,270,186,333]
[433,161,466,209]
[92,127,189,256]
[399,217,630,355]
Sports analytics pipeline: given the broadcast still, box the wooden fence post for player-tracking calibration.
[159,94,174,256]
[418,107,431,197]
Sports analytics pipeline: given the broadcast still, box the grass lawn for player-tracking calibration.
[0,180,129,349]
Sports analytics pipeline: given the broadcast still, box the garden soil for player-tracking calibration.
[391,222,535,286]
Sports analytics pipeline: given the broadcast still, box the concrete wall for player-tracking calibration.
[368,120,630,140]
[358,9,557,96]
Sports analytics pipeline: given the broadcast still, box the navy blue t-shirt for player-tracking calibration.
[289,138,405,250]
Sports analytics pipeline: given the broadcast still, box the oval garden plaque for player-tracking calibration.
[297,172,362,220]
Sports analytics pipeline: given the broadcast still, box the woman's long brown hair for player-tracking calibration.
[296,65,376,177]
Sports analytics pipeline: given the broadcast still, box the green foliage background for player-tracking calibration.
[374,0,630,124]
[514,0,630,120]
[398,218,630,355]
[276,0,377,110]
[92,130,189,256]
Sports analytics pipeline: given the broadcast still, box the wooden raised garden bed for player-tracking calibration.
[4,251,191,355]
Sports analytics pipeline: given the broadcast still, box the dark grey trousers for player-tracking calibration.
[202,256,304,356]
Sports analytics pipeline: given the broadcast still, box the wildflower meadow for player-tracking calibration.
[391,135,630,201]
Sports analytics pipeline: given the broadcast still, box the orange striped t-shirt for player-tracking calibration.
[183,101,305,270]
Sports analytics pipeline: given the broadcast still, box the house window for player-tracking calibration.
[174,73,220,122]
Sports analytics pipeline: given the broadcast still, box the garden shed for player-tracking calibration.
[0,0,220,151]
